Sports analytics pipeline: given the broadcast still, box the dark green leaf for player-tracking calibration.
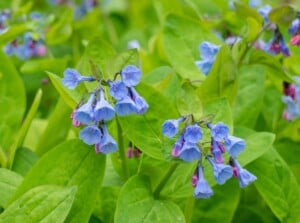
[234,2,263,24]
[269,5,296,25]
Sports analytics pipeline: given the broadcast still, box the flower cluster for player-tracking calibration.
[195,41,220,75]
[162,116,257,199]
[62,65,148,154]
[282,77,300,121]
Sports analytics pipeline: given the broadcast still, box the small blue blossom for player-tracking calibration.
[73,93,95,124]
[115,96,137,116]
[225,136,246,157]
[249,0,261,8]
[194,166,213,199]
[183,124,203,143]
[129,87,149,114]
[195,42,220,75]
[232,158,257,188]
[258,5,272,24]
[94,90,115,121]
[121,65,141,87]
[195,60,213,76]
[79,124,102,145]
[62,68,95,89]
[178,142,201,162]
[162,117,184,138]
[109,80,128,100]
[95,124,117,154]
[288,19,300,36]
[208,122,229,142]
[207,156,233,185]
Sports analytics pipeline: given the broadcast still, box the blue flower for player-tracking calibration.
[162,117,184,138]
[172,134,184,157]
[195,42,220,75]
[73,93,95,124]
[208,122,229,142]
[95,124,118,154]
[225,135,245,157]
[178,142,201,162]
[115,96,137,116]
[109,80,128,100]
[130,87,149,114]
[249,0,261,8]
[288,19,300,36]
[232,159,257,188]
[210,140,224,163]
[79,124,102,145]
[94,90,115,121]
[195,60,213,76]
[194,166,213,199]
[121,65,141,87]
[183,124,203,143]
[62,68,95,89]
[207,156,233,185]
[258,5,272,24]
[282,96,300,120]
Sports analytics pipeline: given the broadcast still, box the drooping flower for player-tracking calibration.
[79,124,102,145]
[95,124,117,154]
[231,158,257,188]
[178,142,201,162]
[109,80,128,100]
[129,87,149,114]
[207,122,229,142]
[193,165,213,199]
[94,90,115,121]
[121,65,141,87]
[73,93,95,124]
[207,156,233,185]
[162,117,184,138]
[183,124,203,143]
[115,95,137,116]
[225,135,246,157]
[62,68,95,89]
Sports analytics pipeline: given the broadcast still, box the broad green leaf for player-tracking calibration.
[36,99,72,156]
[118,82,178,160]
[12,148,38,177]
[0,51,26,151]
[11,139,106,223]
[233,65,266,128]
[114,175,185,223]
[176,82,203,120]
[198,45,237,104]
[269,5,296,25]
[0,185,77,223]
[234,2,263,24]
[23,119,47,151]
[47,72,81,108]
[245,17,262,42]
[192,180,240,223]
[247,147,300,223]
[0,25,30,45]
[0,168,23,208]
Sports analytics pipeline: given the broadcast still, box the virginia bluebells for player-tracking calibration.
[62,64,148,154]
[193,165,213,199]
[231,158,257,188]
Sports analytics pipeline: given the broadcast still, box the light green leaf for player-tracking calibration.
[12,148,38,177]
[0,168,23,208]
[247,147,300,223]
[10,139,106,223]
[269,5,296,25]
[245,17,262,42]
[234,2,263,24]
[0,185,77,223]
[114,175,185,223]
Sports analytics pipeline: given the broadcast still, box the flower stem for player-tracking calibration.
[153,162,179,198]
[116,118,129,180]
[184,196,195,223]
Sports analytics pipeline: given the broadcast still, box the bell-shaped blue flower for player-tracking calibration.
[184,124,203,143]
[208,122,229,142]
[79,124,102,145]
[195,60,213,76]
[115,96,137,116]
[225,135,246,157]
[207,156,233,185]
[109,80,128,100]
[62,68,95,89]
[162,117,184,138]
[121,65,141,87]
[194,166,213,199]
[95,124,118,154]
[199,41,220,60]
[94,90,115,121]
[232,159,257,188]
[129,87,149,114]
[178,142,201,162]
[74,93,95,124]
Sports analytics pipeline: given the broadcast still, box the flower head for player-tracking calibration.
[208,122,229,142]
[225,135,246,157]
[95,124,117,154]
[162,117,184,138]
[183,124,203,143]
[115,96,137,116]
[178,142,201,162]
[231,158,257,188]
[109,80,128,100]
[121,65,141,87]
[73,93,95,124]
[129,87,149,114]
[79,124,102,145]
[193,165,213,199]
[62,68,95,89]
[207,156,233,185]
[94,90,115,121]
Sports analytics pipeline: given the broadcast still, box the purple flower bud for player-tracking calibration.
[207,156,233,185]
[121,65,141,87]
[94,90,115,121]
[79,124,102,145]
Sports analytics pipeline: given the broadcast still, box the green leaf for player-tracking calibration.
[10,139,106,223]
[247,147,300,223]
[0,185,77,223]
[233,65,266,128]
[35,99,72,156]
[0,168,23,208]
[269,5,296,25]
[0,25,30,45]
[12,148,38,177]
[118,82,178,160]
[0,51,26,151]
[245,17,262,42]
[234,2,263,24]
[114,175,185,223]
[198,45,238,104]
[47,71,81,108]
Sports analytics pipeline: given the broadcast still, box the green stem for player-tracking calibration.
[184,196,195,223]
[116,118,129,180]
[153,162,179,198]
